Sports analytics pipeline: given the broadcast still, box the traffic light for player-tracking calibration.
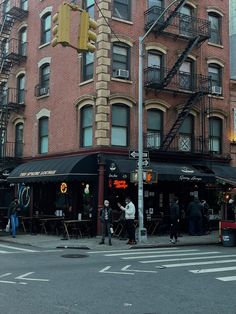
[51,3,71,48]
[78,10,97,52]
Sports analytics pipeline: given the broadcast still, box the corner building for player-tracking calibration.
[0,0,233,234]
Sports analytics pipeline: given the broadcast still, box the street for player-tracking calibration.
[0,243,236,314]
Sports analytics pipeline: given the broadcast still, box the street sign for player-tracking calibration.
[129,150,149,159]
[137,159,150,167]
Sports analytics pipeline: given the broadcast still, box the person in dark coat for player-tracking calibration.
[187,197,203,236]
[99,200,113,245]
[227,199,235,221]
[169,198,180,244]
[7,198,20,238]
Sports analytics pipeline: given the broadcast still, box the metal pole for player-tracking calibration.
[138,0,180,243]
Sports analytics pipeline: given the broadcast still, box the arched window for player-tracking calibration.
[209,117,222,154]
[19,27,27,56]
[112,42,130,79]
[178,115,194,152]
[147,50,164,85]
[20,0,28,10]
[37,63,50,96]
[180,5,194,37]
[81,105,93,147]
[208,12,221,45]
[15,122,24,157]
[17,74,25,104]
[41,13,51,45]
[111,105,129,146]
[146,109,163,148]
[208,63,222,95]
[38,117,49,154]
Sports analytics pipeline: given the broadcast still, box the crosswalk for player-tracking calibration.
[0,243,61,254]
[90,247,236,282]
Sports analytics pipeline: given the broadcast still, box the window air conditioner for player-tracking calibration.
[114,69,129,79]
[211,86,222,95]
[39,87,48,96]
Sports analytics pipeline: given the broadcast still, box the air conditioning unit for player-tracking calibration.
[114,69,129,79]
[39,87,48,96]
[212,86,222,95]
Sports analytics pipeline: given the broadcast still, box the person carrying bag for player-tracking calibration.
[7,198,20,238]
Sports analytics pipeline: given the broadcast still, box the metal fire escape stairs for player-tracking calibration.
[148,0,210,151]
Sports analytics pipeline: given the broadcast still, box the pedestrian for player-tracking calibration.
[201,200,210,234]
[99,200,113,246]
[169,197,180,244]
[227,198,235,221]
[187,197,203,236]
[7,198,20,238]
[117,197,136,245]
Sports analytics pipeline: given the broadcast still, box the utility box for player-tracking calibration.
[137,227,147,243]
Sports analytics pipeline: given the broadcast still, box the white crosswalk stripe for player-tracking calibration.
[0,244,62,254]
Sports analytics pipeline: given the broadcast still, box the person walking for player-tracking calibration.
[8,198,20,238]
[201,200,210,234]
[187,197,203,236]
[118,197,136,245]
[227,198,235,221]
[99,200,113,246]
[169,198,180,244]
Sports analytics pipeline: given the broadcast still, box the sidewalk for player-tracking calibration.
[0,230,220,250]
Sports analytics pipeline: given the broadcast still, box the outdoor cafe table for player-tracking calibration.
[39,217,65,234]
[63,219,91,239]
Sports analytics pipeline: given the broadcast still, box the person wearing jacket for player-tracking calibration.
[187,197,203,235]
[169,198,180,244]
[118,197,136,245]
[99,200,113,246]
[7,198,20,238]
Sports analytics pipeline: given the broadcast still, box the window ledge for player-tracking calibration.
[208,94,224,100]
[38,42,51,49]
[208,42,224,49]
[111,77,133,84]
[112,17,133,25]
[36,93,50,100]
[79,79,94,86]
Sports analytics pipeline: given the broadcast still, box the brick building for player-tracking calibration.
[0,0,233,233]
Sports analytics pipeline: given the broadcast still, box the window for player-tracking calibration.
[83,0,95,18]
[40,63,50,89]
[81,106,93,147]
[148,0,163,7]
[208,13,221,45]
[17,74,25,104]
[3,0,10,14]
[208,63,222,94]
[179,60,194,91]
[15,122,23,157]
[81,52,94,81]
[147,109,163,148]
[113,0,131,21]
[39,117,48,154]
[20,0,28,10]
[147,50,163,84]
[112,43,130,79]
[41,13,51,45]
[111,105,129,146]
[19,27,27,56]
[147,0,164,25]
[209,117,222,154]
[178,115,194,152]
[180,5,193,37]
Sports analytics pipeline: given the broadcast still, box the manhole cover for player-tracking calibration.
[61,254,88,258]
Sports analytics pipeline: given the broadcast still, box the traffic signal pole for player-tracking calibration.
[138,0,180,243]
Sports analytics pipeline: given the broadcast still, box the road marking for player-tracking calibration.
[0,273,12,278]
[141,253,225,263]
[89,247,181,254]
[105,249,197,257]
[0,280,17,284]
[0,244,37,252]
[15,272,50,282]
[99,266,134,275]
[121,265,158,273]
[123,251,219,260]
[216,276,236,282]
[162,259,236,268]
[190,266,236,274]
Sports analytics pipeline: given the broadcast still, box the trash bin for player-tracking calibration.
[222,228,236,247]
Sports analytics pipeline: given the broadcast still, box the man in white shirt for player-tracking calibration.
[118,197,136,245]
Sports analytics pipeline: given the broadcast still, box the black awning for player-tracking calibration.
[212,164,236,186]
[151,163,215,183]
[7,154,98,183]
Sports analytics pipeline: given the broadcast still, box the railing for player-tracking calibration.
[1,0,28,20]
[144,66,212,94]
[144,6,210,39]
[0,87,25,107]
[0,141,23,159]
[144,132,230,156]
[5,38,27,59]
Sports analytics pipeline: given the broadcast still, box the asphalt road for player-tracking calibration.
[0,243,236,314]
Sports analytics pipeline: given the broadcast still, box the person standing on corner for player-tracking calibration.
[99,200,113,246]
[117,197,136,245]
[169,197,180,244]
[8,198,20,238]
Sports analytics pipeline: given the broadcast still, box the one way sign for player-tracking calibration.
[129,150,149,159]
[137,159,150,167]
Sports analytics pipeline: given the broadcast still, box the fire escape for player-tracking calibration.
[0,1,28,162]
[144,0,212,152]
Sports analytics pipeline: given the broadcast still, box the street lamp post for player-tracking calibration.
[138,0,181,242]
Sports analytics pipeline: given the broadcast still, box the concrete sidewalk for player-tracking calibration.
[0,230,220,250]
